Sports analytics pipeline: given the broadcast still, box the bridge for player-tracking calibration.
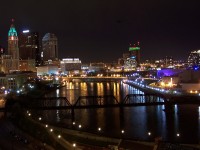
[2,93,200,111]
[13,93,169,110]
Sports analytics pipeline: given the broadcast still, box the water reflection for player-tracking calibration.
[0,98,5,108]
[41,81,200,143]
[0,97,5,119]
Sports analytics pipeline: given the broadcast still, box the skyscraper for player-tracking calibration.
[42,33,58,61]
[8,19,19,70]
[123,42,141,70]
[188,50,200,69]
[19,30,41,66]
[129,42,140,66]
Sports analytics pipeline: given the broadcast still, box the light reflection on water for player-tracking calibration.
[0,97,6,119]
[0,98,5,108]
[39,81,200,143]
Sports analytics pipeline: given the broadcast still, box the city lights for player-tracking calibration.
[148,132,151,136]
[23,30,30,33]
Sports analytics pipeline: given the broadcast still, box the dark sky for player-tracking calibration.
[0,0,200,63]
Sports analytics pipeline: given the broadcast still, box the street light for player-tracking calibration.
[98,127,101,131]
[148,132,151,136]
[121,130,124,134]
[73,143,76,150]
[78,124,82,128]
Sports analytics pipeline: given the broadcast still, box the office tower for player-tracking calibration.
[129,42,140,66]
[42,33,58,61]
[8,19,19,70]
[164,56,173,67]
[188,50,200,69]
[19,30,41,66]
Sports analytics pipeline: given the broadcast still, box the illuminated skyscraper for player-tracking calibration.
[129,42,140,66]
[42,33,58,61]
[19,30,41,66]
[124,42,141,70]
[188,50,200,69]
[7,19,19,70]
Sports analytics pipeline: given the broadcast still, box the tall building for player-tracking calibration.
[188,50,200,69]
[164,56,173,67]
[42,33,58,61]
[123,42,141,70]
[19,30,41,66]
[7,20,19,71]
[129,42,140,66]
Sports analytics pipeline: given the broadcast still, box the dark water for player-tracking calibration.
[35,81,200,144]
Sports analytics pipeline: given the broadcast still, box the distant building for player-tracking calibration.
[42,33,58,61]
[19,59,36,72]
[60,58,81,74]
[7,20,19,71]
[0,71,36,90]
[0,55,13,73]
[188,50,200,68]
[123,42,141,70]
[37,65,58,76]
[164,56,173,67]
[0,45,5,56]
[129,42,140,65]
[89,62,105,72]
[19,30,41,66]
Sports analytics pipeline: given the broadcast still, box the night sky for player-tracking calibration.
[0,0,200,63]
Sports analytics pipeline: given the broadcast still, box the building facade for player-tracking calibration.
[123,42,141,70]
[7,20,19,71]
[188,50,200,69]
[19,30,41,66]
[60,58,81,74]
[42,33,58,61]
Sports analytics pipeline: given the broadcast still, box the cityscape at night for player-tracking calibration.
[0,1,200,150]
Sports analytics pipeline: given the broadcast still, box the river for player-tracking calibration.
[1,80,200,144]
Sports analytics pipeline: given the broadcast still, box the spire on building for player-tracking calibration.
[8,19,18,37]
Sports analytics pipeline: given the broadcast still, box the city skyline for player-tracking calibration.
[0,0,200,62]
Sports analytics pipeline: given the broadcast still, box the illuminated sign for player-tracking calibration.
[129,47,140,51]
